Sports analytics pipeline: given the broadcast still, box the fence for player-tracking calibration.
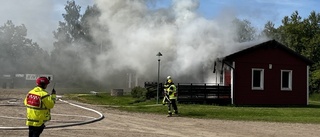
[177,83,231,105]
[144,82,164,98]
[144,82,231,105]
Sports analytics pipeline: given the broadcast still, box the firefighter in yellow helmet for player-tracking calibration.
[163,76,178,117]
[162,76,172,105]
[24,76,56,137]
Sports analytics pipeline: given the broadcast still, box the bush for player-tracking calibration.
[131,86,147,98]
[131,86,159,102]
[144,83,161,99]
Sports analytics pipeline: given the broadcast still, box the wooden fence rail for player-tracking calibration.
[144,82,231,105]
[177,83,231,105]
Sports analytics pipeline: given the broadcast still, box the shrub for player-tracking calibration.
[131,86,147,98]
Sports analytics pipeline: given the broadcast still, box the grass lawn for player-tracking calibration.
[65,92,320,124]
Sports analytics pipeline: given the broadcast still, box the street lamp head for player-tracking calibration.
[156,52,162,57]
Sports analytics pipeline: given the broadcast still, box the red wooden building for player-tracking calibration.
[222,40,313,105]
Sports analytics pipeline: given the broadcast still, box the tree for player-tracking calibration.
[233,18,257,42]
[51,0,83,84]
[0,20,49,74]
[303,11,320,93]
[262,11,320,93]
[302,11,320,63]
[51,1,105,87]
[281,11,306,54]
[52,0,81,49]
[80,4,108,56]
[261,21,283,41]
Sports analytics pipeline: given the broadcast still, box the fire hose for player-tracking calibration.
[0,97,104,130]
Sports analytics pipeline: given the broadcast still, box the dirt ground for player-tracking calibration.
[2,89,320,137]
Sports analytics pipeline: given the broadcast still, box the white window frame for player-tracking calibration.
[252,68,264,90]
[281,70,292,91]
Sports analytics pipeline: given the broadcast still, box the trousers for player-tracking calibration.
[29,124,45,137]
[167,99,178,114]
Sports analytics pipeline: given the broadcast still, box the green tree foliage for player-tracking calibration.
[0,20,49,74]
[262,21,281,41]
[262,11,320,92]
[280,11,306,54]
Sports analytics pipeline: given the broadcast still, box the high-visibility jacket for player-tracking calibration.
[167,84,177,100]
[164,79,173,92]
[24,86,56,127]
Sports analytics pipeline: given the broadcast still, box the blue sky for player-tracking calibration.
[154,0,320,29]
[57,0,320,29]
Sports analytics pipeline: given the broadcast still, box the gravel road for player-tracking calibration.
[1,89,320,137]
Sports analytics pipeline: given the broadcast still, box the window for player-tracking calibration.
[281,70,292,91]
[252,68,264,90]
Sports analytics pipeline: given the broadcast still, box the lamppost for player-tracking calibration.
[156,52,162,104]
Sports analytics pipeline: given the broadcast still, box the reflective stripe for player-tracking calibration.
[27,119,40,122]
[41,94,56,104]
[27,119,48,122]
[41,94,50,99]
[26,106,47,110]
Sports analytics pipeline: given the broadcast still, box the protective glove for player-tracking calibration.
[51,88,56,94]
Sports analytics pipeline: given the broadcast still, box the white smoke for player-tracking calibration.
[88,0,253,84]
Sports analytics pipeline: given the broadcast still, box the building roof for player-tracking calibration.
[223,39,314,65]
